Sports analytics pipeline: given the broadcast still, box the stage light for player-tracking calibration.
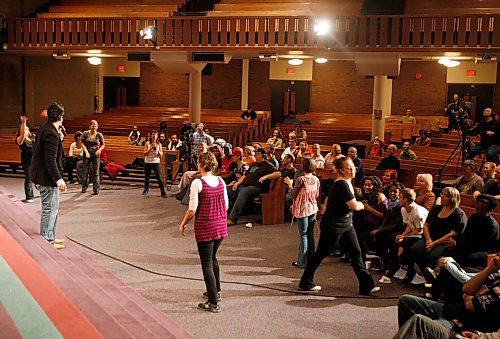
[315,58,328,64]
[438,59,460,67]
[140,26,156,40]
[314,19,331,36]
[288,58,303,66]
[87,56,102,65]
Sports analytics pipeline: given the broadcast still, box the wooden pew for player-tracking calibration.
[260,178,286,225]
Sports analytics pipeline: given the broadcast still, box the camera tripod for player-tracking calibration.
[166,150,197,191]
[435,131,469,181]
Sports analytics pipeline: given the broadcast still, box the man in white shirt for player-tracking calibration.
[281,137,298,161]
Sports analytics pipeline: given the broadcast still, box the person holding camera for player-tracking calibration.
[143,130,167,198]
[446,93,461,131]
[16,114,35,202]
[468,108,500,162]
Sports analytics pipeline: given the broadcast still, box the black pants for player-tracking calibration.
[21,151,34,200]
[65,156,80,182]
[373,230,400,275]
[299,226,375,294]
[82,155,100,192]
[144,163,166,194]
[197,238,223,304]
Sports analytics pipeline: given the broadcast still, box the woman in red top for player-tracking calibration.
[179,152,228,313]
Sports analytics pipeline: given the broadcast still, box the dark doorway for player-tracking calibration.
[447,84,495,122]
[270,80,311,126]
[103,77,139,111]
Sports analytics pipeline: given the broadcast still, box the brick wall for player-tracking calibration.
[392,61,448,115]
[310,60,374,114]
[140,59,271,110]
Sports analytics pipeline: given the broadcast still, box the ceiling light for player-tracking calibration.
[315,58,328,64]
[288,58,303,66]
[438,59,460,67]
[314,19,331,36]
[87,56,102,65]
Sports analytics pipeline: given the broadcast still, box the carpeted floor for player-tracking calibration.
[0,176,425,338]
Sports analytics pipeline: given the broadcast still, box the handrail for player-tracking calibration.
[5,15,500,51]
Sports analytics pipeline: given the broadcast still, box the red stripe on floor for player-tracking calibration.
[0,225,103,339]
[0,301,23,339]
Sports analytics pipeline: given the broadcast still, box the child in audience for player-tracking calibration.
[286,158,320,268]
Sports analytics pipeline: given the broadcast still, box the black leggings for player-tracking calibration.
[197,238,223,304]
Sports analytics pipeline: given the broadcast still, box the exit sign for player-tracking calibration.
[287,67,295,74]
[466,69,476,76]
[117,65,126,72]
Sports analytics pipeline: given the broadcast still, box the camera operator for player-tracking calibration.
[446,93,461,131]
[468,107,500,162]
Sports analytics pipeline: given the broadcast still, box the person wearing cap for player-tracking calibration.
[226,147,249,184]
[444,160,484,195]
[227,148,281,226]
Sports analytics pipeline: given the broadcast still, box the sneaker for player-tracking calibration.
[54,239,64,244]
[197,301,220,313]
[360,286,381,295]
[299,284,322,292]
[378,275,392,284]
[202,291,222,302]
[227,219,236,226]
[142,189,148,195]
[161,192,168,198]
[424,267,437,283]
[25,199,35,203]
[53,243,65,250]
[81,188,87,193]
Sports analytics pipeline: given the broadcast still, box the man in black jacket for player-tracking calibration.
[468,107,500,162]
[30,102,67,249]
[376,144,401,172]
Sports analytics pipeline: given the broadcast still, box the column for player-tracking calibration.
[241,59,249,111]
[189,70,202,124]
[371,75,393,141]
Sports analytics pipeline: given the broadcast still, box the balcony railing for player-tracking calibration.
[6,15,500,51]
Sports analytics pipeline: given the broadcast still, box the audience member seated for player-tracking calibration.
[368,182,405,284]
[265,145,280,169]
[282,111,309,125]
[376,144,401,172]
[219,146,234,184]
[468,107,500,162]
[381,169,398,198]
[177,142,209,191]
[397,254,500,335]
[210,144,224,174]
[227,148,281,226]
[348,147,365,187]
[444,160,484,195]
[280,154,297,217]
[311,144,325,169]
[296,141,309,159]
[400,141,417,161]
[241,106,257,120]
[414,173,436,211]
[405,187,467,283]
[281,137,299,161]
[413,130,432,147]
[442,194,499,266]
[128,125,141,145]
[226,147,248,185]
[288,124,307,142]
[400,108,417,124]
[353,175,388,262]
[66,131,89,183]
[243,145,256,166]
[324,144,343,170]
[159,132,168,147]
[266,129,284,148]
[367,138,383,157]
[395,188,429,283]
[475,164,500,200]
[166,134,183,152]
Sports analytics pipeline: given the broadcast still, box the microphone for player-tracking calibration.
[59,125,67,137]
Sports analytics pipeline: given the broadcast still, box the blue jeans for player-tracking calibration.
[21,152,34,200]
[296,214,316,267]
[394,314,452,339]
[469,144,500,162]
[38,185,60,243]
[398,295,453,329]
[228,185,262,222]
[444,260,475,284]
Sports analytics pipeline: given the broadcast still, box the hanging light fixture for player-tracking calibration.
[315,57,328,64]
[288,58,303,66]
[438,59,460,67]
[87,56,102,65]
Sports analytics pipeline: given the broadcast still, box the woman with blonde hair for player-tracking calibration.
[242,145,256,166]
[414,173,436,211]
[324,144,342,170]
[81,120,105,195]
[179,152,229,313]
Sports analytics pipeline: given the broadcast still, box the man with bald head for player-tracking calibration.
[376,144,400,172]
